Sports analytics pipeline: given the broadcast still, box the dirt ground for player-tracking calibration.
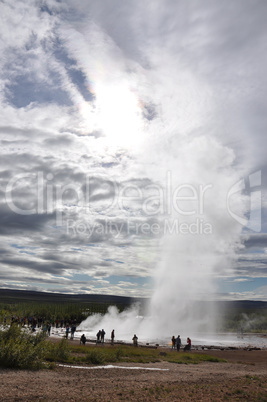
[0,344,266,401]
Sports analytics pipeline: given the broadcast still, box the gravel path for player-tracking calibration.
[0,349,266,401]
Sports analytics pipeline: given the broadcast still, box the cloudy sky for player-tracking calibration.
[1,0,267,301]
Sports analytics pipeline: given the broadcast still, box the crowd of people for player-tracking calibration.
[8,315,78,330]
[78,331,191,350]
[7,316,192,350]
[7,315,79,338]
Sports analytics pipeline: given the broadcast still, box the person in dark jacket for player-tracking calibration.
[80,334,86,345]
[132,334,138,346]
[171,335,176,349]
[96,329,101,344]
[176,335,181,351]
[111,329,115,345]
[101,329,106,343]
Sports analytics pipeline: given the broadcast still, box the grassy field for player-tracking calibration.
[0,325,225,370]
[66,342,226,366]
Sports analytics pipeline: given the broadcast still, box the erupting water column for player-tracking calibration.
[145,134,245,340]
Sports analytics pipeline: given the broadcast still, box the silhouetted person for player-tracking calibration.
[132,334,138,346]
[70,324,76,340]
[96,329,101,344]
[171,335,176,349]
[80,334,86,345]
[101,329,106,343]
[184,337,191,351]
[176,335,181,352]
[111,329,115,345]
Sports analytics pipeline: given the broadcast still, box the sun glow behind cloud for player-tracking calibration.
[60,20,148,150]
[92,82,144,148]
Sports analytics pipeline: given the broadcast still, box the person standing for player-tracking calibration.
[171,335,176,349]
[111,329,115,345]
[96,329,101,344]
[101,329,106,344]
[132,334,138,347]
[176,335,181,352]
[70,324,76,340]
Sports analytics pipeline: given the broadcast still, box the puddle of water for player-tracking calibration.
[59,364,169,371]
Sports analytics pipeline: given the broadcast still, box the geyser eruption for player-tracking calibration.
[146,135,244,338]
[79,133,245,343]
[78,22,247,344]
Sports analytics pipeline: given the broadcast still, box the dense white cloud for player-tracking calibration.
[0,0,266,301]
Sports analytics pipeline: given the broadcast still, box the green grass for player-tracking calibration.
[0,325,48,369]
[167,352,225,364]
[0,326,73,369]
[0,326,226,370]
[46,338,71,363]
[67,344,226,365]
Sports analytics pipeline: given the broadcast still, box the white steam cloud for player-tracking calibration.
[78,65,246,341]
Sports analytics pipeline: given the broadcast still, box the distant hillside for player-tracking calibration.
[0,289,266,310]
[0,288,146,305]
[216,300,267,310]
[195,300,267,311]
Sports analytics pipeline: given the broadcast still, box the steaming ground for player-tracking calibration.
[77,306,266,349]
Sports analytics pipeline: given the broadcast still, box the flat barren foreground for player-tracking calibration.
[0,349,266,401]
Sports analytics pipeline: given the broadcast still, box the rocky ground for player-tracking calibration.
[0,344,266,401]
